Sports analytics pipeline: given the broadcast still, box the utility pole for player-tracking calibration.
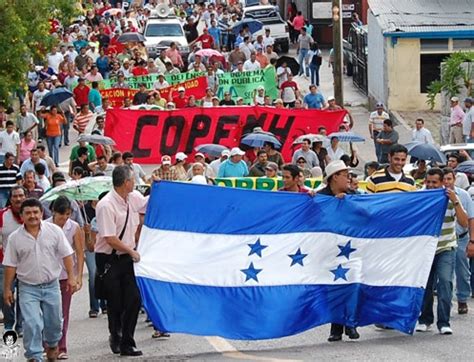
[332,0,344,105]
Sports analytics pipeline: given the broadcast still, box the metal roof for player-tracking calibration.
[368,0,474,37]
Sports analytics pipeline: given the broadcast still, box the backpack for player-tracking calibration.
[311,51,322,66]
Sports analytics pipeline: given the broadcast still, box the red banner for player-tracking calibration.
[100,88,138,107]
[158,76,208,101]
[105,107,346,164]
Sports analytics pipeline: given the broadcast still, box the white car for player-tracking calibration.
[242,5,290,53]
[440,143,474,154]
[143,15,190,60]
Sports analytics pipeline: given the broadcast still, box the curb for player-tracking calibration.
[390,110,412,131]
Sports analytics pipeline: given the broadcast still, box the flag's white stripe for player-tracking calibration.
[135,226,437,288]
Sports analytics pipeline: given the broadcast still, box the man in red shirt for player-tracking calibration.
[172,87,189,108]
[280,73,300,108]
[131,60,149,76]
[279,164,309,193]
[73,78,90,108]
[192,28,214,49]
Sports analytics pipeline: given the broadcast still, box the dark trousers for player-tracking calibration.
[96,253,141,350]
[330,323,344,336]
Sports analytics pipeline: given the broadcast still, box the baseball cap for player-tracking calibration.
[464,97,473,103]
[195,152,205,158]
[265,162,278,172]
[236,97,243,101]
[191,175,207,185]
[375,102,384,108]
[175,152,187,161]
[274,98,283,104]
[221,150,230,157]
[451,96,459,102]
[324,160,350,183]
[257,85,264,91]
[178,86,185,92]
[327,96,335,101]
[230,147,245,156]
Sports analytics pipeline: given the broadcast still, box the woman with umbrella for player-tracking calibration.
[41,106,66,167]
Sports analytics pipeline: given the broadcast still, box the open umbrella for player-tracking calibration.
[78,134,116,146]
[195,49,223,58]
[241,133,281,148]
[405,142,447,163]
[456,160,474,174]
[232,18,263,35]
[104,8,123,17]
[40,176,112,202]
[118,32,146,43]
[328,132,365,143]
[195,144,229,157]
[40,88,73,107]
[293,134,326,145]
[275,56,299,76]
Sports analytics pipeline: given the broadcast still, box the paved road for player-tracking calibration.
[38,48,473,361]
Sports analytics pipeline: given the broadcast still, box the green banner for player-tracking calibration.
[99,67,278,104]
[215,67,278,104]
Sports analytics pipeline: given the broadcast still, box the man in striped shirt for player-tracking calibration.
[366,144,416,193]
[0,152,22,208]
[416,168,468,335]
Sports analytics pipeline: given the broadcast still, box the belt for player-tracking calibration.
[451,123,462,127]
[457,231,468,238]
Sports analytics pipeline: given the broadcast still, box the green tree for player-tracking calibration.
[426,51,474,110]
[0,0,81,103]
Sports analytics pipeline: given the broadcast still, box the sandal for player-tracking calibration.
[152,330,171,339]
[57,352,69,360]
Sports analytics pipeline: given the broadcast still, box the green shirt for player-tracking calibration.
[69,144,96,162]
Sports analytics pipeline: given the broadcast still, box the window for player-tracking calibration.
[145,24,183,37]
[453,38,474,50]
[420,53,450,93]
[420,38,449,51]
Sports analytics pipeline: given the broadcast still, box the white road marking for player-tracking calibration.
[205,336,301,362]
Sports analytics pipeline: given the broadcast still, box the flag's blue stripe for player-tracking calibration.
[137,277,423,339]
[145,182,447,238]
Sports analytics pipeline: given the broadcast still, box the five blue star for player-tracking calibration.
[240,262,263,282]
[288,248,308,266]
[331,264,350,281]
[248,238,268,257]
[337,240,357,260]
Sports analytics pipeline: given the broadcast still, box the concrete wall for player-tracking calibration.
[367,10,386,109]
[386,38,441,111]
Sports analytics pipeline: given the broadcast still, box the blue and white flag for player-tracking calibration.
[135,182,447,340]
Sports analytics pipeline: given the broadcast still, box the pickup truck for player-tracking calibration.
[242,5,290,53]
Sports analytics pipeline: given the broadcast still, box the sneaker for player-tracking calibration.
[439,326,453,335]
[415,323,431,332]
[89,311,98,318]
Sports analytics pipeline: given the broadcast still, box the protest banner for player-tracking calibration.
[105,106,347,164]
[215,67,278,104]
[158,76,208,100]
[100,88,138,107]
[100,67,277,104]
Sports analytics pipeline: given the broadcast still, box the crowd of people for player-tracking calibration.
[0,0,473,361]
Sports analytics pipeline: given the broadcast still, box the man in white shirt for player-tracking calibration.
[32,82,49,114]
[0,121,21,165]
[46,46,64,74]
[210,150,230,176]
[276,62,292,87]
[412,118,434,144]
[263,28,275,48]
[369,102,389,161]
[462,97,474,142]
[243,52,261,71]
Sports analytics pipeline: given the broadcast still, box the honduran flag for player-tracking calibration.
[135,182,447,340]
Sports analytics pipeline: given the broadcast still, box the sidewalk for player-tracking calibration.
[392,110,443,144]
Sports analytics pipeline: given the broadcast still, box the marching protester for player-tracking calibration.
[95,165,149,356]
[3,198,76,361]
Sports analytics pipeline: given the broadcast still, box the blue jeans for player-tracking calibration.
[456,234,472,302]
[61,112,72,146]
[309,64,320,86]
[298,48,309,76]
[85,251,106,313]
[46,136,61,166]
[419,249,455,329]
[19,280,62,361]
[373,131,382,162]
[0,265,23,333]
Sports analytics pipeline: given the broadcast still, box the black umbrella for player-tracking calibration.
[117,32,146,43]
[276,56,299,76]
[40,88,73,107]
